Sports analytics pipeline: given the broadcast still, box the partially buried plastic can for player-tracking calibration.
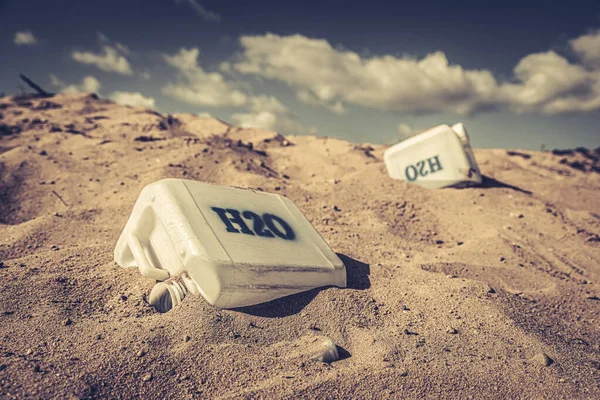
[114,179,346,311]
[383,123,482,189]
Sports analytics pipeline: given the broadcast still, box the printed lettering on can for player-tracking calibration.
[405,155,443,181]
[211,207,296,241]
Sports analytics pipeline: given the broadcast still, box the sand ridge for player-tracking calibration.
[1,93,599,398]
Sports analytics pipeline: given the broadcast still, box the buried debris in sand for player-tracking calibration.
[312,337,341,363]
[384,123,482,189]
[115,179,347,311]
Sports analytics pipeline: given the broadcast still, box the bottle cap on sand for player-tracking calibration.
[384,123,482,189]
[115,179,346,311]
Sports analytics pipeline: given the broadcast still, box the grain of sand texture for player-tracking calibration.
[1,93,599,399]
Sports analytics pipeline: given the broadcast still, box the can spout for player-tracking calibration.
[149,279,187,313]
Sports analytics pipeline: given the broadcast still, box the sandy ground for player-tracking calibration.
[0,93,599,399]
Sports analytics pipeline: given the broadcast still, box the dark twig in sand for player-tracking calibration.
[51,190,69,207]
[19,74,53,97]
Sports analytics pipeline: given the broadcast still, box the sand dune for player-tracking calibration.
[1,93,599,399]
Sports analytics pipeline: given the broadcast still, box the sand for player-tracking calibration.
[0,92,599,399]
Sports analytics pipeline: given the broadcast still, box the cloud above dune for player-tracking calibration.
[14,31,38,46]
[396,123,413,138]
[162,47,247,106]
[231,111,316,134]
[232,94,317,134]
[570,30,600,67]
[500,51,598,114]
[233,34,500,116]
[72,45,133,75]
[109,91,156,108]
[163,47,313,134]
[50,75,102,94]
[232,32,600,116]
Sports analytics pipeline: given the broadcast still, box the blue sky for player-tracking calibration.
[2,0,600,149]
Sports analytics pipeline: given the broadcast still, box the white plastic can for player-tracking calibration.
[114,179,346,311]
[383,123,482,189]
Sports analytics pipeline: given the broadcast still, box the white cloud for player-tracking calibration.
[234,34,500,116]
[114,42,131,56]
[219,61,232,72]
[233,32,600,116]
[247,95,288,113]
[72,45,133,75]
[109,91,155,108]
[97,32,110,43]
[14,31,38,46]
[570,30,600,67]
[174,0,220,22]
[139,71,151,80]
[163,47,318,134]
[232,111,316,134]
[396,123,412,138]
[233,94,316,134]
[162,47,247,106]
[197,112,213,118]
[49,74,65,87]
[500,51,594,114]
[97,31,131,55]
[52,76,102,94]
[296,90,346,114]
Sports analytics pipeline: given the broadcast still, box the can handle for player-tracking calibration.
[126,231,170,281]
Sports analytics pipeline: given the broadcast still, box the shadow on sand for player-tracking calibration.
[233,253,370,318]
[480,174,533,195]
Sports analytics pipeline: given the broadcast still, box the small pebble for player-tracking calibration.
[184,335,191,342]
[446,327,458,334]
[137,349,146,357]
[531,352,553,367]
[63,318,72,326]
[142,373,152,382]
[33,364,41,373]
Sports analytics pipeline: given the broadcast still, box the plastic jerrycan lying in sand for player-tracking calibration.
[383,123,482,189]
[114,179,346,312]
